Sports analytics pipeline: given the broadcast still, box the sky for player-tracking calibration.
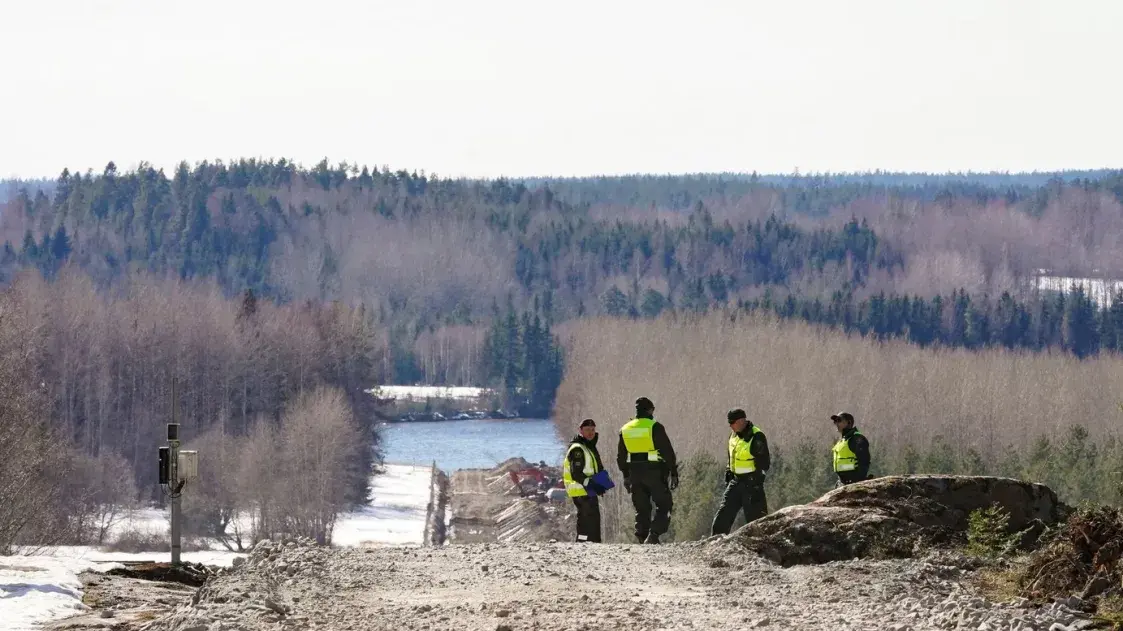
[1,0,1120,180]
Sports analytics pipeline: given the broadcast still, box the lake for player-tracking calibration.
[378,417,567,472]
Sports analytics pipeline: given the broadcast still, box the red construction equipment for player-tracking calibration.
[507,465,560,500]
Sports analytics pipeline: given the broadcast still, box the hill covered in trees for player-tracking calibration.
[2,160,1123,400]
[4,159,1123,547]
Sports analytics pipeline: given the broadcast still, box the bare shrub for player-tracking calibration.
[181,426,248,551]
[0,288,75,554]
[64,450,139,545]
[241,387,365,545]
[103,529,168,554]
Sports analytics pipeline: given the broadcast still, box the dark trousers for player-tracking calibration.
[572,495,601,542]
[711,477,768,535]
[629,466,673,541]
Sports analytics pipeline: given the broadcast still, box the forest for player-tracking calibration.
[2,160,1123,547]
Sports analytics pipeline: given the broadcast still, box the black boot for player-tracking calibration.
[635,533,647,544]
[644,533,661,544]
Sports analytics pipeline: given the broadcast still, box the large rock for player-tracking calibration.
[729,475,1066,566]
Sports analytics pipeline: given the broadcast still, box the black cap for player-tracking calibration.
[830,411,854,424]
[727,408,747,423]
[636,397,654,412]
[579,418,596,428]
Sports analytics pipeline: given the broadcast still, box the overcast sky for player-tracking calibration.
[1,0,1120,179]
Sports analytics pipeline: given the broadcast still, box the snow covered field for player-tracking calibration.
[367,384,493,400]
[0,463,434,631]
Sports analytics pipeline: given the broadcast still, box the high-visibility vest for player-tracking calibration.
[620,418,662,462]
[729,425,763,474]
[833,430,863,472]
[563,442,598,498]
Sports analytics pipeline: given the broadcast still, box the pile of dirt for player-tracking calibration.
[138,537,328,631]
[728,475,1067,566]
[106,562,216,587]
[1015,505,1123,605]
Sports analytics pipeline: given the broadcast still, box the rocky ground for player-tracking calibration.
[99,537,1094,631]
[46,475,1107,631]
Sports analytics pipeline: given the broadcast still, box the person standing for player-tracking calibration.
[831,411,871,486]
[562,418,605,542]
[711,408,770,535]
[617,397,679,544]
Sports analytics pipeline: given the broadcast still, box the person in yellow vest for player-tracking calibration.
[831,411,871,486]
[616,397,679,544]
[711,408,771,535]
[562,418,605,542]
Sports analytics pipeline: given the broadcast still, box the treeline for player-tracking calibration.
[480,298,565,416]
[736,284,1121,359]
[4,159,1123,400]
[531,170,1123,214]
[0,267,384,551]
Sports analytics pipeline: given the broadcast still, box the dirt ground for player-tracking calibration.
[115,537,1095,631]
[43,571,197,630]
[49,475,1101,631]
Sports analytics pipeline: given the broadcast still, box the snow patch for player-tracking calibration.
[366,385,493,401]
[333,463,433,547]
[0,549,242,631]
[0,463,434,631]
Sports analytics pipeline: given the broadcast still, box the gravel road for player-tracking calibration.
[134,538,1094,631]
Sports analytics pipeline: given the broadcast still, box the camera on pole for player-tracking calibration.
[159,381,200,566]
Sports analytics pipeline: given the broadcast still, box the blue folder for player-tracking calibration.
[588,469,615,494]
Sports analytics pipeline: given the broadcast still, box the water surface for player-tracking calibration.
[378,417,566,472]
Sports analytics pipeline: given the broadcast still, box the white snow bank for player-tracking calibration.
[0,464,433,631]
[366,385,493,401]
[0,548,243,631]
[333,463,433,547]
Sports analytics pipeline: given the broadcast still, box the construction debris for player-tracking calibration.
[448,457,569,544]
[105,562,216,588]
[1015,504,1123,607]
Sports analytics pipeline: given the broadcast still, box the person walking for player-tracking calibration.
[711,408,770,535]
[617,397,678,544]
[562,418,606,542]
[830,411,871,486]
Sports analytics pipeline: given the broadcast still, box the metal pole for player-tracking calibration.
[170,379,181,566]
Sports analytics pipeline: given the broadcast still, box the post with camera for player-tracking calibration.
[158,379,199,566]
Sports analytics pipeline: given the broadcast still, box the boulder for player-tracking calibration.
[729,475,1066,566]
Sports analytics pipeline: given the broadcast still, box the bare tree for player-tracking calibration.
[274,387,365,544]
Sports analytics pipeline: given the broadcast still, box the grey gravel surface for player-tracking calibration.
[127,538,1095,631]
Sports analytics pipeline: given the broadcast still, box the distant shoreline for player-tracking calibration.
[381,409,525,423]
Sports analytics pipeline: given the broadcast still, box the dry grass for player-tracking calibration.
[553,310,1123,540]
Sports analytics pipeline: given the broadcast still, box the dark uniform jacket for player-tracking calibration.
[567,433,604,486]
[837,427,871,484]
